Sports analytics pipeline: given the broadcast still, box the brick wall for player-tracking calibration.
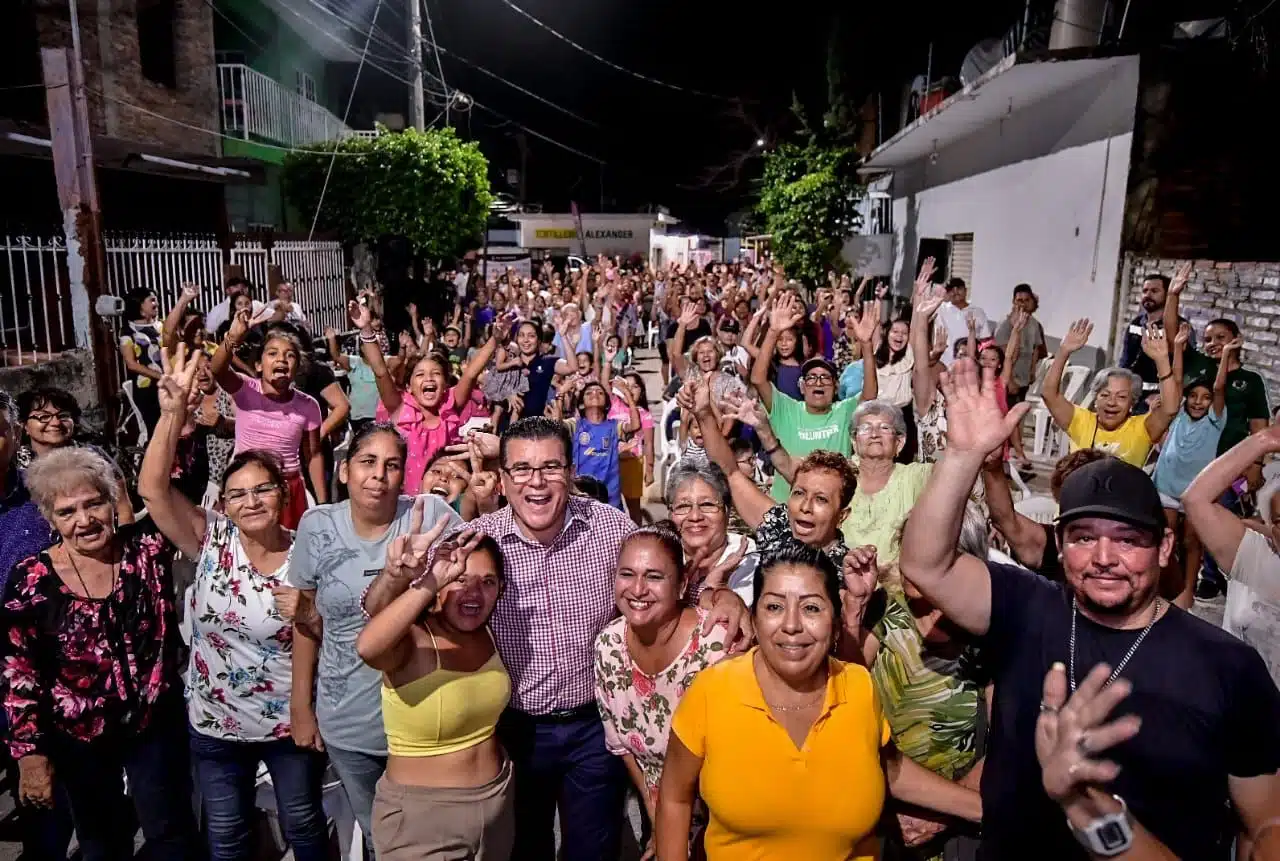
[35,0,218,157]
[1122,254,1280,404]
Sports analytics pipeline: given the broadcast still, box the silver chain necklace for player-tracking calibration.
[1069,596,1162,693]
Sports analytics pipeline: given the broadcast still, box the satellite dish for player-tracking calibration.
[960,38,1006,87]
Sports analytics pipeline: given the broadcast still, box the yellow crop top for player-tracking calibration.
[381,624,511,758]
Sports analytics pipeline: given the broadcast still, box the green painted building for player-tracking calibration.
[212,0,369,230]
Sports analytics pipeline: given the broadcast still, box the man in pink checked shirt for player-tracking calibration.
[363,417,751,860]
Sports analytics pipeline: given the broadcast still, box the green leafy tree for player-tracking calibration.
[283,127,492,260]
[755,141,863,285]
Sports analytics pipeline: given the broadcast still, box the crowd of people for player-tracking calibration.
[0,252,1277,861]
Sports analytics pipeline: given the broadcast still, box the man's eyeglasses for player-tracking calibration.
[27,412,74,425]
[224,482,281,503]
[503,463,568,484]
[802,374,834,385]
[671,500,725,517]
[855,422,897,437]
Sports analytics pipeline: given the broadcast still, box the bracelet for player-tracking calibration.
[358,332,379,343]
[1159,372,1173,381]
[764,441,781,455]
[222,338,240,351]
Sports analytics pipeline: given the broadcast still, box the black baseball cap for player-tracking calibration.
[1057,458,1164,534]
[718,317,741,334]
[801,357,838,379]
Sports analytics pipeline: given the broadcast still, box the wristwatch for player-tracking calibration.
[1068,794,1133,857]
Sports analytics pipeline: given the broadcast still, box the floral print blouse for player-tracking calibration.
[593,608,729,798]
[187,515,295,742]
[1,521,183,758]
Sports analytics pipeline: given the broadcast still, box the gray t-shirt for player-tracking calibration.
[289,494,462,754]
[994,314,1046,389]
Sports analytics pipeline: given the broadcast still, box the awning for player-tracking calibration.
[860,50,1136,173]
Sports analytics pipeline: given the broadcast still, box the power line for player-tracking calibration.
[497,0,737,101]
[201,0,268,52]
[469,98,603,164]
[420,0,451,123]
[425,39,598,128]
[310,0,385,240]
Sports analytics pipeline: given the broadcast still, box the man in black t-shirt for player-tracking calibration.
[900,359,1280,860]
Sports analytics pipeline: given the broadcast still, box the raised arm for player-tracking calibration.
[899,359,1031,635]
[356,505,475,672]
[753,294,806,413]
[685,379,776,528]
[317,382,349,441]
[1184,428,1280,571]
[210,307,252,395]
[721,390,798,485]
[161,283,201,355]
[849,301,881,402]
[911,261,946,415]
[1140,325,1180,441]
[361,509,464,618]
[980,454,1047,569]
[324,328,352,373]
[668,301,700,379]
[138,345,208,558]
[454,320,507,406]
[349,300,403,415]
[1043,318,1093,431]
[1163,261,1191,343]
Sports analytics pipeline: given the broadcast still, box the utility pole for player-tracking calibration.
[407,0,425,130]
[42,45,117,431]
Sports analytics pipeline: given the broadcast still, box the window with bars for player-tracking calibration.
[295,70,316,102]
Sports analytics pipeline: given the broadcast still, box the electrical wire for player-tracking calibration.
[310,0,384,240]
[268,0,421,88]
[469,98,603,164]
[200,0,268,53]
[420,0,452,124]
[424,39,598,128]
[497,0,737,100]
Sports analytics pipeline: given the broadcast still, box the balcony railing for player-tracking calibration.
[217,64,354,148]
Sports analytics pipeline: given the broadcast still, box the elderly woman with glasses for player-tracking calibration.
[1,446,200,860]
[666,462,757,605]
[14,387,134,527]
[840,399,932,564]
[137,345,328,861]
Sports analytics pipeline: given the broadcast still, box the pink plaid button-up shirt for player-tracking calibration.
[454,496,635,715]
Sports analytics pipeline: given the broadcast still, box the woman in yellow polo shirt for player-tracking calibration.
[655,545,981,860]
[1042,318,1180,467]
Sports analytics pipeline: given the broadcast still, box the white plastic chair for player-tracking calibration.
[657,397,681,485]
[1030,365,1092,460]
[117,380,149,447]
[646,321,660,348]
[1008,463,1033,502]
[1014,494,1059,525]
[253,764,363,861]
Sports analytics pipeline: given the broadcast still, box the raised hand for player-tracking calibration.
[1169,261,1193,296]
[854,275,870,305]
[840,545,879,631]
[768,293,805,332]
[915,283,949,319]
[227,307,251,345]
[1060,319,1093,355]
[180,283,200,304]
[1174,322,1191,348]
[1011,310,1029,333]
[1035,662,1141,804]
[939,357,1033,459]
[157,343,199,417]
[913,257,937,299]
[412,529,484,596]
[930,319,949,361]
[1223,335,1244,358]
[723,392,768,429]
[1140,323,1168,360]
[468,440,499,505]
[695,542,749,591]
[850,300,882,345]
[348,299,372,331]
[383,502,454,583]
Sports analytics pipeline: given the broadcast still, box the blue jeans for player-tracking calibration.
[0,709,74,859]
[51,695,201,861]
[189,726,328,861]
[498,707,626,861]
[325,745,387,850]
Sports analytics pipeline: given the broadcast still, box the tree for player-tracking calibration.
[282,127,492,261]
[755,140,863,286]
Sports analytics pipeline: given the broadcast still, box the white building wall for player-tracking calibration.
[889,56,1140,351]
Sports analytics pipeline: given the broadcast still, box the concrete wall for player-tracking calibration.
[37,0,219,156]
[0,350,104,431]
[889,56,1141,352]
[1120,255,1280,406]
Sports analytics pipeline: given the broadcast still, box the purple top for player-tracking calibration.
[0,472,53,593]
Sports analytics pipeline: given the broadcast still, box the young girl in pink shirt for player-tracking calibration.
[212,310,326,528]
[348,300,503,494]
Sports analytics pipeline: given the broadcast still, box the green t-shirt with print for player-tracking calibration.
[767,385,858,502]
[1178,349,1269,454]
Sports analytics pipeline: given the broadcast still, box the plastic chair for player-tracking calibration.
[253,765,362,861]
[117,380,149,448]
[1014,494,1059,525]
[646,321,660,348]
[1030,365,1092,460]
[1008,463,1033,502]
[657,397,681,485]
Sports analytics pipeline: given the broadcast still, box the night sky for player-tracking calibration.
[352,0,1031,233]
